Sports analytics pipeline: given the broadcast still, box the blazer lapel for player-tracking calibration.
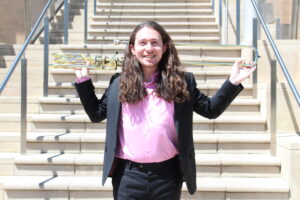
[174,102,183,138]
[110,78,121,118]
[174,102,182,121]
[107,77,121,144]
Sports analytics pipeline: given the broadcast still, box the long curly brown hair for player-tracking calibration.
[119,21,190,104]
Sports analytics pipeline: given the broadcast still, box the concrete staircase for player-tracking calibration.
[0,0,290,199]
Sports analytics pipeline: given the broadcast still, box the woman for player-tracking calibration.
[75,21,255,200]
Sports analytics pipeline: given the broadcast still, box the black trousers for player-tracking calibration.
[112,156,183,200]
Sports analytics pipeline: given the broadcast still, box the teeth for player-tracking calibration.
[145,55,155,58]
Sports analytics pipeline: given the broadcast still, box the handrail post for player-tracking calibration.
[84,0,88,44]
[270,59,277,156]
[290,0,299,39]
[94,0,97,16]
[236,0,240,45]
[212,0,215,14]
[219,0,223,44]
[64,0,69,44]
[252,18,258,99]
[44,16,49,97]
[225,0,228,44]
[276,19,281,39]
[21,58,27,155]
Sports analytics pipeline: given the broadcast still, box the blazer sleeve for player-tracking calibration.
[189,72,243,119]
[74,73,120,123]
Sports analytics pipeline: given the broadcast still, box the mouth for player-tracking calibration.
[144,55,156,58]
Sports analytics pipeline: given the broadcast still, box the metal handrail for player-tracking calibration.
[250,0,300,106]
[30,0,65,44]
[0,0,53,94]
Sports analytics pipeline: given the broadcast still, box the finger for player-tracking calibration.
[74,69,82,77]
[81,68,90,76]
[234,59,244,67]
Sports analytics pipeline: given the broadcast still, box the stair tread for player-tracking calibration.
[90,21,218,26]
[48,82,253,88]
[26,132,270,143]
[15,153,280,166]
[96,8,212,12]
[97,3,212,7]
[0,113,266,124]
[49,69,232,75]
[59,44,245,50]
[4,176,289,192]
[30,113,266,123]
[39,96,260,105]
[47,83,254,92]
[92,15,215,19]
[87,36,220,41]
[89,28,218,33]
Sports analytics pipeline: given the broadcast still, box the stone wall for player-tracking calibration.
[0,0,48,44]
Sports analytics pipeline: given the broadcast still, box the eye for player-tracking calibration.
[152,40,163,47]
[139,41,146,46]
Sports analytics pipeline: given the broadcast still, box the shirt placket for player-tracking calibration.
[143,93,152,160]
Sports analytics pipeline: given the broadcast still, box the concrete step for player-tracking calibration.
[0,176,9,200]
[3,176,289,200]
[0,56,15,69]
[96,2,212,9]
[0,97,40,114]
[96,0,211,2]
[49,68,249,84]
[87,28,219,37]
[14,153,280,178]
[29,113,266,134]
[96,0,212,3]
[0,132,20,153]
[92,15,216,22]
[38,95,259,115]
[0,56,44,72]
[47,81,254,98]
[0,114,33,133]
[0,153,19,176]
[25,132,270,154]
[39,34,220,45]
[57,44,242,59]
[56,7,84,16]
[95,8,213,16]
[49,57,242,71]
[89,21,218,30]
[87,36,219,44]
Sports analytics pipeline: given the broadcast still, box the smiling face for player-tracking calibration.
[130,27,167,74]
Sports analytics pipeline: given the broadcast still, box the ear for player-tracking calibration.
[130,44,136,55]
[163,43,168,53]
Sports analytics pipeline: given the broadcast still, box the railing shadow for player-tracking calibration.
[0,44,16,69]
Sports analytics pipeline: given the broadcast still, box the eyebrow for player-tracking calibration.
[136,38,161,42]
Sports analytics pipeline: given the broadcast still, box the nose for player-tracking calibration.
[145,42,154,51]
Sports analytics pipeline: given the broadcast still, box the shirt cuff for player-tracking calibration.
[76,76,91,84]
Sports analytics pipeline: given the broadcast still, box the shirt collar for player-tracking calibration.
[144,71,159,88]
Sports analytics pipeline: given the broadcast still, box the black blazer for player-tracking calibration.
[75,72,243,194]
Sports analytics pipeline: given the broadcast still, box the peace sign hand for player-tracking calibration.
[74,68,90,79]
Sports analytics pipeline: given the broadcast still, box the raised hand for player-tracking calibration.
[228,59,256,85]
[74,67,90,79]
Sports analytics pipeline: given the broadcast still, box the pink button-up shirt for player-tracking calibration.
[115,72,178,163]
[76,73,178,163]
